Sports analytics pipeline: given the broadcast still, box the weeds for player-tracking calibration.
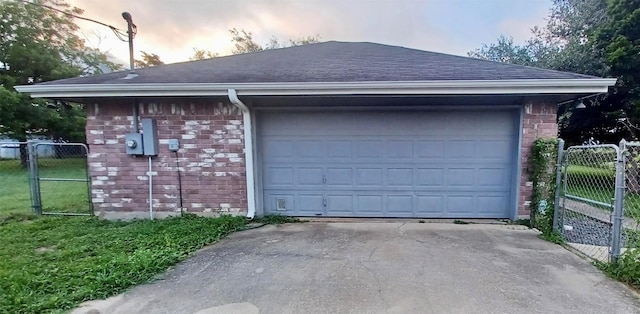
[0,214,246,313]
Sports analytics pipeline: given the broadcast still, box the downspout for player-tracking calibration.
[132,101,139,132]
[228,89,256,219]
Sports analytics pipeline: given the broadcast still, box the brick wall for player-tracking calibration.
[86,99,247,219]
[519,102,558,216]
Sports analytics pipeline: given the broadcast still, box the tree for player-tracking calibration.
[134,51,164,68]
[0,0,120,165]
[191,29,321,60]
[469,0,629,145]
[468,35,537,65]
[594,0,640,139]
[190,48,218,61]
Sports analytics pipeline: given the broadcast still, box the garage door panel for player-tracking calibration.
[445,141,476,158]
[416,140,445,159]
[266,167,294,186]
[260,110,516,218]
[387,195,413,213]
[417,195,444,213]
[357,195,384,213]
[478,196,508,214]
[387,168,414,186]
[298,167,324,186]
[447,168,475,186]
[385,140,413,159]
[447,196,475,214]
[326,195,354,215]
[477,168,510,186]
[297,194,325,213]
[327,140,352,158]
[356,141,383,158]
[356,168,384,187]
[478,140,512,159]
[326,168,353,186]
[263,139,295,160]
[297,141,323,159]
[417,168,445,186]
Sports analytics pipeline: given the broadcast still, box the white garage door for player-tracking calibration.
[259,110,518,218]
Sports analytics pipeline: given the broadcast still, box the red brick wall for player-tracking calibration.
[519,102,558,216]
[85,99,556,219]
[86,99,247,219]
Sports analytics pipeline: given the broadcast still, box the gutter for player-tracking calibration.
[228,89,256,219]
[15,79,617,98]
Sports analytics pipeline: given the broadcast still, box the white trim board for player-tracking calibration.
[16,79,617,98]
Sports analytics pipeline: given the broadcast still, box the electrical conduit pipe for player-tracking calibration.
[228,89,256,219]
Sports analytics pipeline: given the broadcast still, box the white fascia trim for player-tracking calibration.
[15,78,617,98]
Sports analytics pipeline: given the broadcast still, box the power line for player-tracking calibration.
[15,0,134,42]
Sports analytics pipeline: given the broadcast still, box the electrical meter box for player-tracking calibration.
[125,133,144,155]
[141,118,159,156]
[168,139,179,152]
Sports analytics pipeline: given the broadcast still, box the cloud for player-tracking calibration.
[68,0,552,64]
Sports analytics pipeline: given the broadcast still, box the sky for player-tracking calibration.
[67,0,553,65]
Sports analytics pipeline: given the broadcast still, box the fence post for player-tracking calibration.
[611,139,626,262]
[552,139,565,232]
[27,142,42,215]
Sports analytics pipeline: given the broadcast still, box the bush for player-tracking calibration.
[604,249,640,288]
[530,138,559,235]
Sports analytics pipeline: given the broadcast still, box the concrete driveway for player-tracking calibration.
[74,223,640,314]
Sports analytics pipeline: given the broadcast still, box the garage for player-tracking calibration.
[260,109,519,218]
[18,41,616,220]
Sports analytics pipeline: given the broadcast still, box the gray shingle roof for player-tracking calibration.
[41,41,598,85]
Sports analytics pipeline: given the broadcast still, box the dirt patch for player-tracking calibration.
[35,246,56,254]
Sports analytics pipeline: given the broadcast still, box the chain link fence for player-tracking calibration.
[622,142,640,254]
[0,141,32,216]
[0,141,91,217]
[557,144,618,262]
[555,140,640,263]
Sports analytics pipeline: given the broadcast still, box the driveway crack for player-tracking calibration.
[358,260,390,313]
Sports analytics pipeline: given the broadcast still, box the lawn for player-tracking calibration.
[0,214,248,313]
[564,165,640,218]
[0,158,89,217]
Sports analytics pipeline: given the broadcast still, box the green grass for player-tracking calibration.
[0,158,89,217]
[254,214,303,224]
[0,214,248,313]
[564,164,640,217]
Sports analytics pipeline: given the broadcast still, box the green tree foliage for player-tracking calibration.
[191,29,321,60]
[470,0,639,145]
[190,48,218,61]
[229,28,264,54]
[595,0,640,139]
[134,51,164,68]
[0,0,120,147]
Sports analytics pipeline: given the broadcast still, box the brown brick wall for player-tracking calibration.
[86,99,247,219]
[519,102,559,216]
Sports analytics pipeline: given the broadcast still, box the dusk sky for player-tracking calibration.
[67,0,553,65]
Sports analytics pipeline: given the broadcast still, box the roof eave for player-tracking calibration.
[15,79,617,98]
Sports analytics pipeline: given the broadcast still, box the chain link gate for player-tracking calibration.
[31,143,92,216]
[556,143,618,262]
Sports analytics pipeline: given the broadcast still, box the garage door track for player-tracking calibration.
[74,223,640,314]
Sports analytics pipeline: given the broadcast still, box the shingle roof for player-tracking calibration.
[41,41,598,86]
